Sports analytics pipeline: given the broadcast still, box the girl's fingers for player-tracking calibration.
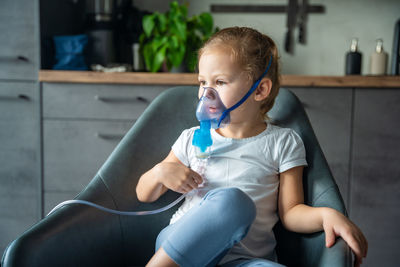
[186,176,199,190]
[325,227,336,248]
[181,184,192,193]
[351,224,368,258]
[342,230,365,266]
[361,232,368,257]
[190,170,203,184]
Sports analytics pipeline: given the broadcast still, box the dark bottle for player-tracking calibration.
[345,38,362,75]
[391,19,400,75]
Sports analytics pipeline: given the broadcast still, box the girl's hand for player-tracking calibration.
[154,162,203,194]
[322,208,368,267]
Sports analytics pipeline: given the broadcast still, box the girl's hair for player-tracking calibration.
[198,27,280,118]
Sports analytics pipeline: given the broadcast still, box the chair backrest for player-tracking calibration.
[85,86,346,266]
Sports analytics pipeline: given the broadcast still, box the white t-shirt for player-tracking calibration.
[170,123,308,263]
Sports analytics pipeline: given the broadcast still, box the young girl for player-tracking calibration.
[136,27,368,267]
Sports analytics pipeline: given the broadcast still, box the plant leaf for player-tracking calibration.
[171,18,187,40]
[152,36,168,51]
[169,45,185,67]
[170,1,179,11]
[170,35,179,49]
[198,13,213,35]
[142,43,154,72]
[179,2,188,18]
[153,45,167,72]
[158,13,167,32]
[142,14,155,37]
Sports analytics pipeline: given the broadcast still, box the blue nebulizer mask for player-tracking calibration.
[192,87,229,158]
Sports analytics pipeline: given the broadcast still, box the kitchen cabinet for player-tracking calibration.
[0,0,39,80]
[0,82,40,254]
[350,89,400,267]
[41,83,169,214]
[290,88,353,207]
[0,0,40,256]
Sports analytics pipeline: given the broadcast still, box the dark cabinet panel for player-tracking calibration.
[351,89,400,267]
[290,88,353,207]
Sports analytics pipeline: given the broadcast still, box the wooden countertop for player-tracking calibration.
[39,70,400,88]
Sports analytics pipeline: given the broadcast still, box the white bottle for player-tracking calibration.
[370,39,388,75]
[132,43,144,71]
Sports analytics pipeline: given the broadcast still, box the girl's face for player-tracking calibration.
[198,46,256,123]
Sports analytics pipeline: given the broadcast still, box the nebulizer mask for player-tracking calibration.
[192,87,229,159]
[47,56,273,217]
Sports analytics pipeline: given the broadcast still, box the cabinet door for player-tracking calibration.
[0,82,40,253]
[43,120,133,214]
[290,88,352,207]
[0,0,39,80]
[351,89,400,267]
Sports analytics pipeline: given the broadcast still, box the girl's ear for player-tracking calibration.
[254,78,272,101]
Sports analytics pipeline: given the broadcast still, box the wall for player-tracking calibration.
[133,0,400,75]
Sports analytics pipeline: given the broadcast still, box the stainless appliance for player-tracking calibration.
[85,0,116,66]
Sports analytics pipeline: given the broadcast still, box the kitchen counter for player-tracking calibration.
[39,70,400,88]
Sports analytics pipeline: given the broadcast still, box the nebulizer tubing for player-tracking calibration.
[47,194,188,217]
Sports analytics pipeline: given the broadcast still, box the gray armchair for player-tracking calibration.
[2,86,351,267]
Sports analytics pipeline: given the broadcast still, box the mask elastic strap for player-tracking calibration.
[217,55,273,128]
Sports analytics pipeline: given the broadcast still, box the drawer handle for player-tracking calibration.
[94,95,149,103]
[95,132,125,140]
[0,94,30,101]
[0,55,29,63]
[17,55,29,62]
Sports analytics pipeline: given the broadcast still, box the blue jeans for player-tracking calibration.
[155,187,283,267]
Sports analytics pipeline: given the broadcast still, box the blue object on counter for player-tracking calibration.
[53,34,88,70]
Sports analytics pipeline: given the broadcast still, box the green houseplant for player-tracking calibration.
[139,1,217,72]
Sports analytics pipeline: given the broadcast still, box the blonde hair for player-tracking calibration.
[198,27,281,118]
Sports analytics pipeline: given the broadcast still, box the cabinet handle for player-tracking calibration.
[95,132,125,140]
[0,94,30,101]
[94,95,149,103]
[17,55,29,62]
[0,55,29,63]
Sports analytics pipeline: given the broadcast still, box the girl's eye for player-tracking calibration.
[199,80,206,86]
[216,80,226,86]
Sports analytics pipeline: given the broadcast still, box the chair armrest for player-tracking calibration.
[2,204,123,267]
[275,224,352,267]
[319,237,352,267]
[2,177,124,267]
